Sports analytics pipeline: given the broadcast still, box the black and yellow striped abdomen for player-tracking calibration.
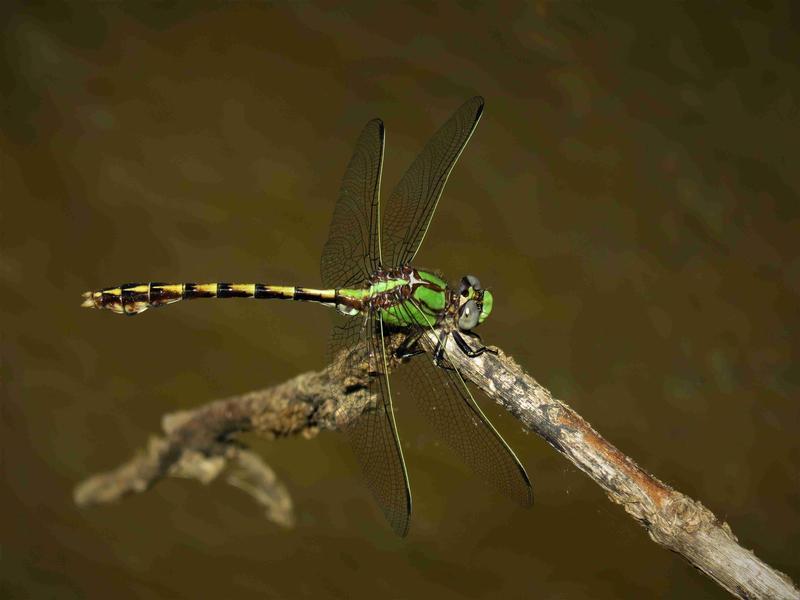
[82,282,338,316]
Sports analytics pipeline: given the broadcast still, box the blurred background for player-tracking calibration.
[2,2,798,598]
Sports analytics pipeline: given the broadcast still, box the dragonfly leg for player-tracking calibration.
[452,330,498,358]
[431,330,459,371]
[463,330,485,344]
[395,330,425,359]
[464,330,499,355]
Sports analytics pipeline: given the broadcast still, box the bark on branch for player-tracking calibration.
[74,332,798,599]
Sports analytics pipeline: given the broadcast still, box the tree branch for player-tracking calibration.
[74,332,798,599]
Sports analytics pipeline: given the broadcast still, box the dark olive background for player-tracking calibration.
[2,2,798,599]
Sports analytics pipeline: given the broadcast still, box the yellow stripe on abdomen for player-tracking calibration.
[82,281,340,316]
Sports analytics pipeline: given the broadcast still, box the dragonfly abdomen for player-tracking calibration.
[82,282,338,316]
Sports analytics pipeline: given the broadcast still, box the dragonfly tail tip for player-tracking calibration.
[81,291,98,308]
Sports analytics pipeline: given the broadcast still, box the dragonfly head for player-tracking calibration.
[457,275,493,330]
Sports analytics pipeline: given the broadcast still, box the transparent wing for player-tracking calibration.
[403,355,532,507]
[321,118,384,289]
[326,310,367,366]
[380,96,484,269]
[336,311,412,536]
[397,302,532,506]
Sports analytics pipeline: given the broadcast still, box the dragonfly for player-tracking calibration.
[82,96,532,536]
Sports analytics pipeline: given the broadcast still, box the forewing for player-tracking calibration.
[336,311,412,536]
[321,118,384,288]
[380,96,484,268]
[396,302,532,506]
[404,355,532,507]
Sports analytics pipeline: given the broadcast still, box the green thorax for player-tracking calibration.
[340,268,447,327]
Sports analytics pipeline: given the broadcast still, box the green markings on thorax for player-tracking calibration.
[375,270,447,328]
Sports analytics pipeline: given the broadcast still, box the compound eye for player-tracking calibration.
[458,299,480,330]
[459,275,482,296]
